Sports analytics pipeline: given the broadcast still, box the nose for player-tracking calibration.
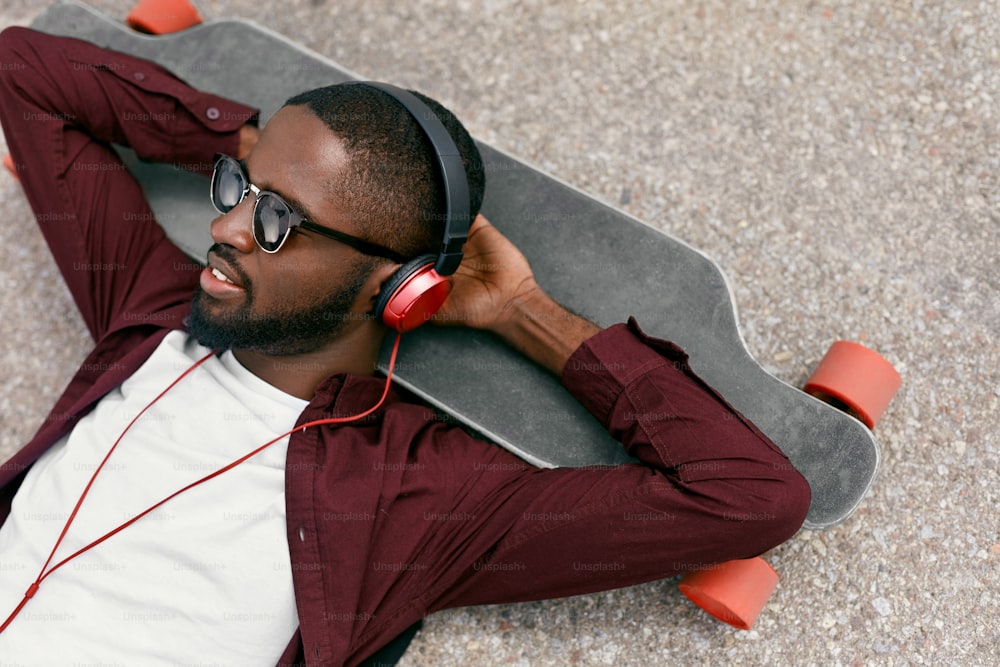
[209,198,256,254]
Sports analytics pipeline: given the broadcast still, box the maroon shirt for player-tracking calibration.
[0,27,809,666]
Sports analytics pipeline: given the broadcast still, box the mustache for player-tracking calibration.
[207,243,253,289]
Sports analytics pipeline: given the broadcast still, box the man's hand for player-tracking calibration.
[237,124,260,159]
[434,215,600,376]
[433,215,539,331]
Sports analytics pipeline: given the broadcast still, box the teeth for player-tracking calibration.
[211,267,234,284]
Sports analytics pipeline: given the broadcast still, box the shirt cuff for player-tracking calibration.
[559,317,688,427]
[69,50,260,175]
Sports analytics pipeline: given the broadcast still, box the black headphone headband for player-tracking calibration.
[349,81,471,276]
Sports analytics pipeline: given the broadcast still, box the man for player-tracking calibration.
[0,26,809,666]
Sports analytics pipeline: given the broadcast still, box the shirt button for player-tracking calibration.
[298,527,306,542]
[206,107,221,120]
[133,72,146,81]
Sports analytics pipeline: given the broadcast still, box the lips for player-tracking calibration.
[210,266,235,284]
[199,251,247,298]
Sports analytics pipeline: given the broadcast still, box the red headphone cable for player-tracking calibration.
[0,331,403,634]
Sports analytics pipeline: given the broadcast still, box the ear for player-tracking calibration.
[360,260,406,311]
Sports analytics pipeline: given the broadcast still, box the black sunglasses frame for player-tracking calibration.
[210,154,406,262]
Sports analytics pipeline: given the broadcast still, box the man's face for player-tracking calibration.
[188,105,390,355]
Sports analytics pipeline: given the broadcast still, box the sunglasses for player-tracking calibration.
[209,154,405,261]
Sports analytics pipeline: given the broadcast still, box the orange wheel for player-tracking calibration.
[803,340,901,429]
[2,153,18,181]
[678,557,778,630]
[125,0,203,34]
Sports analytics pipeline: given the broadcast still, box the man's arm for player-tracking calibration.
[0,27,257,341]
[396,215,812,612]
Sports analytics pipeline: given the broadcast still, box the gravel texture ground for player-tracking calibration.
[1,1,997,665]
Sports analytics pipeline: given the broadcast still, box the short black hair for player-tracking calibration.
[284,83,485,260]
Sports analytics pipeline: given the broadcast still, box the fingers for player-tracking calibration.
[237,124,260,159]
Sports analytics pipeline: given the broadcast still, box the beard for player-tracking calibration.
[187,247,374,356]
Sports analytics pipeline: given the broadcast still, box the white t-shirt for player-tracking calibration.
[0,331,308,665]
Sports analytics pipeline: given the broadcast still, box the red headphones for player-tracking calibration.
[357,82,472,332]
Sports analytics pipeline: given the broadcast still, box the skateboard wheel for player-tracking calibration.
[678,557,778,630]
[2,153,18,181]
[126,0,203,34]
[803,340,901,429]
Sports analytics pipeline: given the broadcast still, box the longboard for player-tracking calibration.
[29,0,884,531]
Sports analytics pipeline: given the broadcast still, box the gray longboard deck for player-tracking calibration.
[31,0,880,530]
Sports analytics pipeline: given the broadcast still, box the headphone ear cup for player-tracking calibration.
[375,254,453,332]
